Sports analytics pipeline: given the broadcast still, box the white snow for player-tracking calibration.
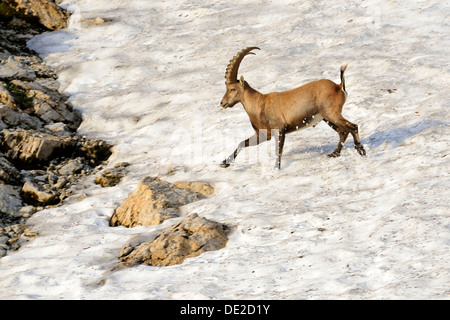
[1,0,449,299]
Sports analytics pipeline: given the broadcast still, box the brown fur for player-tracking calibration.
[220,48,365,169]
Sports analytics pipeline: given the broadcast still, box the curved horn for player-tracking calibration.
[225,47,260,84]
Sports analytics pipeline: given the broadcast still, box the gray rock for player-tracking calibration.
[0,103,43,130]
[0,63,36,81]
[58,158,84,176]
[0,155,22,185]
[0,56,37,81]
[0,185,23,216]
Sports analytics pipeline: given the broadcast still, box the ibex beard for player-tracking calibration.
[219,47,366,169]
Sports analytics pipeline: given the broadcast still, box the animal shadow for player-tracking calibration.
[364,119,446,150]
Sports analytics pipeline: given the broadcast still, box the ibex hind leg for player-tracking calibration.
[324,117,365,157]
[324,120,349,157]
[349,124,366,156]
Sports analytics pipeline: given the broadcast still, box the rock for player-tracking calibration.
[0,185,24,249]
[53,176,67,189]
[0,155,22,184]
[9,79,82,130]
[58,158,84,176]
[3,0,69,31]
[0,9,116,257]
[0,18,43,59]
[0,56,36,81]
[114,162,130,168]
[0,81,18,108]
[18,205,35,217]
[77,139,112,166]
[1,129,76,167]
[173,181,214,196]
[94,167,124,187]
[109,177,211,227]
[21,180,59,206]
[82,17,106,25]
[0,103,43,130]
[0,246,7,258]
[23,229,38,237]
[0,185,23,217]
[44,122,68,134]
[94,163,128,187]
[119,213,229,267]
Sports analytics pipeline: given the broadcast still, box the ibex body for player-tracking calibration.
[220,47,366,169]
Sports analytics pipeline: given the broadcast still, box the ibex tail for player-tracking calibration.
[340,64,348,94]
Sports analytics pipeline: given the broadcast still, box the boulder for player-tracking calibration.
[95,167,124,188]
[109,177,213,227]
[1,129,76,167]
[3,0,69,30]
[21,180,59,206]
[0,155,22,185]
[94,161,129,187]
[118,213,229,267]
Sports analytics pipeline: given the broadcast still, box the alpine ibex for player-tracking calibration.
[219,47,366,169]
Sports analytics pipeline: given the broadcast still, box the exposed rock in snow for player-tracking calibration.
[109,177,213,227]
[2,0,69,30]
[118,213,229,267]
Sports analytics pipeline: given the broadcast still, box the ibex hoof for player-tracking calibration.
[355,145,366,157]
[219,161,230,168]
[328,151,341,158]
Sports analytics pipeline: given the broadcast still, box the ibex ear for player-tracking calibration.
[240,76,245,89]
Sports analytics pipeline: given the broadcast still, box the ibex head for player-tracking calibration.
[220,47,260,109]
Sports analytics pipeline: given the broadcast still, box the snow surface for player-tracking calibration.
[1,0,449,299]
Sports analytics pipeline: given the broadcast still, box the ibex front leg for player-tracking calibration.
[220,129,270,168]
[275,129,286,169]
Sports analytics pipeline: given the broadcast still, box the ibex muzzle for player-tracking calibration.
[219,47,366,169]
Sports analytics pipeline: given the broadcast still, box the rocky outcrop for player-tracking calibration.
[118,213,230,267]
[10,77,82,129]
[2,0,69,31]
[1,129,76,167]
[109,177,214,227]
[0,14,112,255]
